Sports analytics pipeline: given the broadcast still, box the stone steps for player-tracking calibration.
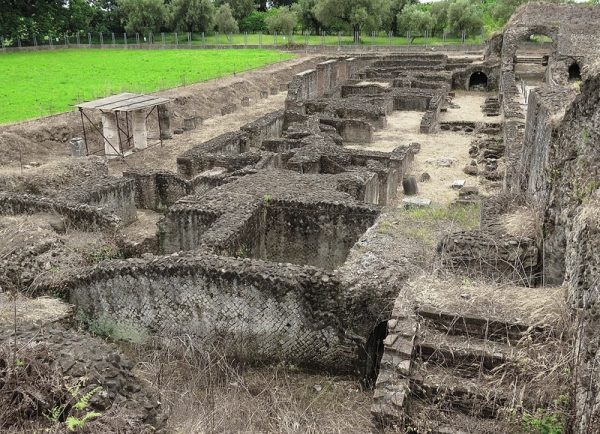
[404,306,556,431]
[410,364,512,418]
[416,304,553,344]
[407,402,515,434]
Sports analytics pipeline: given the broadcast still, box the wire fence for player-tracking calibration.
[0,30,487,51]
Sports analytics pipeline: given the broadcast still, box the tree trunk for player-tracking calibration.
[353,25,360,43]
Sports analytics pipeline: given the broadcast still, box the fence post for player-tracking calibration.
[202,32,206,47]
[161,32,165,47]
[34,34,38,47]
[76,33,80,47]
[124,33,127,48]
[136,32,140,45]
[462,30,466,44]
[175,32,178,47]
[443,30,447,43]
[259,32,262,47]
[17,37,21,48]
[1,37,4,51]
[321,30,324,46]
[407,31,410,45]
[100,32,103,48]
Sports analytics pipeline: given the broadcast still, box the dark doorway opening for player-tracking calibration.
[469,71,488,90]
[569,63,581,82]
[363,321,388,388]
[542,55,549,66]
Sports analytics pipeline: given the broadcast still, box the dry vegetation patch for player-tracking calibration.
[126,339,374,434]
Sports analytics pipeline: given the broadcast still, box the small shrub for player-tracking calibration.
[84,244,123,264]
[85,315,148,344]
[522,408,565,434]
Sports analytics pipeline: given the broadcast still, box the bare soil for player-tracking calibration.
[348,92,498,205]
[109,92,289,174]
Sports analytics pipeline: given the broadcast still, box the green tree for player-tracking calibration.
[396,4,434,41]
[491,0,527,24]
[265,6,298,34]
[119,0,168,34]
[430,0,449,37]
[314,0,389,41]
[386,0,417,34]
[239,10,271,32]
[447,0,483,37]
[0,0,68,39]
[215,3,239,36]
[217,0,255,21]
[66,0,95,32]
[291,0,319,34]
[89,0,124,34]
[171,0,215,32]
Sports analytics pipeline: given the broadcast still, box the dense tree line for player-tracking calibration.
[0,0,587,40]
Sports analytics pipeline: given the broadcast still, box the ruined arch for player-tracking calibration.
[569,62,582,81]
[469,71,489,90]
[502,25,559,68]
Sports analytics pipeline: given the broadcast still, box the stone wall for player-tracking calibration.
[251,199,379,270]
[519,86,576,200]
[286,57,373,113]
[123,169,192,212]
[176,131,249,179]
[240,109,285,148]
[63,177,137,225]
[51,255,364,372]
[0,191,121,230]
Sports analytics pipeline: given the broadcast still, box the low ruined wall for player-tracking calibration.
[240,109,285,148]
[0,191,120,229]
[176,131,249,179]
[252,200,379,270]
[54,255,361,372]
[319,118,374,143]
[63,177,137,225]
[286,57,373,113]
[123,169,192,212]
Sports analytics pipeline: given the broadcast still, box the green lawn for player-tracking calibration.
[0,49,294,124]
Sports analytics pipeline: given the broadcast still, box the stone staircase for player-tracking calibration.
[373,301,564,433]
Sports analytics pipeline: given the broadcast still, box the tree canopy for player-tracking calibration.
[0,0,578,40]
[215,3,239,34]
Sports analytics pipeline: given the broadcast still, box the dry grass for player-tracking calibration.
[502,206,538,239]
[125,338,374,434]
[0,293,72,328]
[408,271,568,327]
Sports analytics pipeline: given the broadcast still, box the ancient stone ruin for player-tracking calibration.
[3,3,600,432]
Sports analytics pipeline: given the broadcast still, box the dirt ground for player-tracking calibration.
[109,92,289,174]
[347,91,497,205]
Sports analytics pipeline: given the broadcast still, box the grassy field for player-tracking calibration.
[0,49,294,124]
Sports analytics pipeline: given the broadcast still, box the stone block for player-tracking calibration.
[402,197,431,208]
[241,96,251,107]
[451,179,466,189]
[221,104,237,116]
